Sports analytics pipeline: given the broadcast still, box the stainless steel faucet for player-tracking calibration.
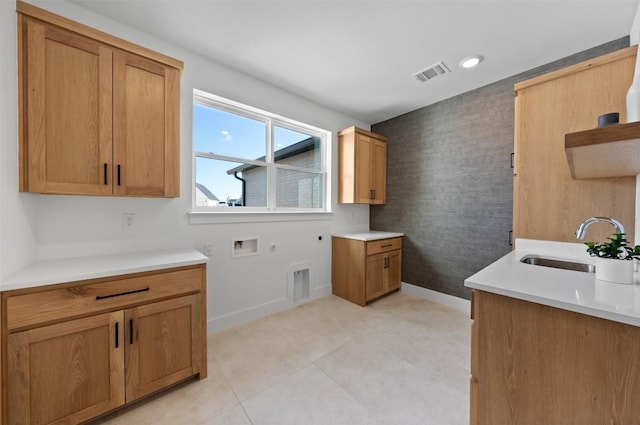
[575,217,625,240]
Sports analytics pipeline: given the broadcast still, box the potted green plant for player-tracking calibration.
[585,233,640,284]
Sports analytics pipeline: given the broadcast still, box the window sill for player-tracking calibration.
[188,210,334,225]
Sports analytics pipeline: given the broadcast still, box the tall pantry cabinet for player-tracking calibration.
[513,46,636,244]
[18,1,182,197]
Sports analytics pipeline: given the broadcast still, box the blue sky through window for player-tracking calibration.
[193,103,314,203]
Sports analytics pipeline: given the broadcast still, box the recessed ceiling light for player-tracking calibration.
[459,55,483,69]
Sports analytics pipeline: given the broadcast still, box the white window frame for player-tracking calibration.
[191,89,331,215]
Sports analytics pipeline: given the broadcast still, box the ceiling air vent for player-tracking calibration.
[412,61,451,82]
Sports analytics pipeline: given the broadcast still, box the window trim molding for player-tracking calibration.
[192,89,331,213]
[188,210,334,225]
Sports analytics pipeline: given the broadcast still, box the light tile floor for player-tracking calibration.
[93,292,471,425]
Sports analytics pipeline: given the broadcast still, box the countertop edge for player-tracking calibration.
[332,231,404,241]
[1,248,208,292]
[465,279,640,327]
[465,241,640,328]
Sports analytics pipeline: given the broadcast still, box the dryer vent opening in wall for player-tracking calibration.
[287,261,310,303]
[293,269,310,302]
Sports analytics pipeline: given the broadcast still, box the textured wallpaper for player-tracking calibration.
[371,37,630,299]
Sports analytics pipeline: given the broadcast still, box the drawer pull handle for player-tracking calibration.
[381,244,392,248]
[96,287,150,300]
[115,322,119,349]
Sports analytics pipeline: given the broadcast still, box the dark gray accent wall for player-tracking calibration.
[371,37,630,300]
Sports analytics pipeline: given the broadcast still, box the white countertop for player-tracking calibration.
[333,231,404,241]
[1,248,208,292]
[465,239,640,327]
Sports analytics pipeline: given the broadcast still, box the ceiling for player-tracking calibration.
[69,0,639,124]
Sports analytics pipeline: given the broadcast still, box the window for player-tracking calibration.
[193,90,329,212]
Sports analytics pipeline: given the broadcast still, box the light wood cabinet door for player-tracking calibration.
[125,295,202,401]
[23,18,113,195]
[365,249,402,301]
[371,138,387,204]
[365,252,386,301]
[7,311,125,425]
[113,51,180,197]
[385,249,402,291]
[355,134,374,203]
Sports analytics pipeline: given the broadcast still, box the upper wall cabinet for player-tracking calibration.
[338,126,387,204]
[17,1,183,197]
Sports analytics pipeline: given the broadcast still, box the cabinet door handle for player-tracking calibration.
[115,322,119,349]
[104,163,108,185]
[372,189,376,200]
[384,257,389,269]
[96,287,150,300]
[129,319,134,345]
[117,164,121,186]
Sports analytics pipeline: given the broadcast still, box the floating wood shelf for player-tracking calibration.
[565,121,640,179]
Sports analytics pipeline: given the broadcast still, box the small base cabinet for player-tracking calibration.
[332,236,402,306]
[2,264,207,425]
[470,290,640,425]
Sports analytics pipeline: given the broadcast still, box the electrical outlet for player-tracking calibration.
[204,243,213,257]
[122,213,135,229]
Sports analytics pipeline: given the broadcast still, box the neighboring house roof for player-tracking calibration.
[226,136,318,174]
[195,183,219,201]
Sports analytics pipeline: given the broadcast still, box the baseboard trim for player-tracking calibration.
[207,283,332,334]
[401,282,471,314]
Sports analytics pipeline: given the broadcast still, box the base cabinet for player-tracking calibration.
[471,290,640,425]
[332,236,402,306]
[2,265,206,425]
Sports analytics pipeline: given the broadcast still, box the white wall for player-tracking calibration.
[0,0,371,332]
[631,1,640,45]
[0,0,38,279]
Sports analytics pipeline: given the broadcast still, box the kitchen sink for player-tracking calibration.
[520,255,595,273]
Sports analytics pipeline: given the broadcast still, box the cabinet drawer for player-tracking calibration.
[6,266,203,331]
[366,237,402,255]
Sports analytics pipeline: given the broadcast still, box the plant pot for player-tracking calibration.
[595,257,634,284]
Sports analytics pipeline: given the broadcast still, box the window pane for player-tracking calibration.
[195,156,267,207]
[276,169,323,208]
[273,126,321,171]
[193,103,266,160]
